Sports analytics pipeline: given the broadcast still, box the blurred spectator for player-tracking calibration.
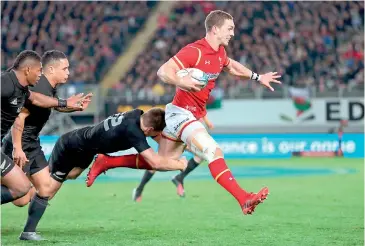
[1,1,157,84]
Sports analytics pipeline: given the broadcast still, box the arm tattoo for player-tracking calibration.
[13,122,24,132]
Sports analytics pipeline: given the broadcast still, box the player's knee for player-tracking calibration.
[12,182,32,200]
[38,180,55,198]
[214,148,224,159]
[13,201,28,207]
[12,195,31,207]
[189,131,222,163]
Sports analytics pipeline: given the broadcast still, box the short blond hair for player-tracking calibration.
[205,10,233,33]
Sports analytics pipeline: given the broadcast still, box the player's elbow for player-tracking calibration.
[157,64,173,83]
[157,65,165,80]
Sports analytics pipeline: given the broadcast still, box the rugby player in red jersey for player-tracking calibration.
[87,10,281,215]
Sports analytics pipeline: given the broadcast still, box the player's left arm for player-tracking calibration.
[223,57,282,91]
[11,107,30,167]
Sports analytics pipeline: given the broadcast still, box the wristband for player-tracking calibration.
[58,99,67,108]
[250,72,261,81]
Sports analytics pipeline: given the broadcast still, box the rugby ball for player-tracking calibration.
[176,68,209,90]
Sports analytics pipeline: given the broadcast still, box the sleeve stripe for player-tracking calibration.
[172,56,185,69]
[188,46,202,66]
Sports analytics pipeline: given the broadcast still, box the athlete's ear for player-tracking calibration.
[145,127,154,136]
[25,66,30,76]
[48,65,54,74]
[212,25,219,35]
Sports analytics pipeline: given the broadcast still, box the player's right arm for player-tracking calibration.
[157,46,203,92]
[28,91,90,110]
[139,148,187,171]
[54,93,93,112]
[11,107,30,167]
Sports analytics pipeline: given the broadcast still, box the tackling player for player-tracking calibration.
[18,108,188,240]
[1,50,87,206]
[86,114,214,200]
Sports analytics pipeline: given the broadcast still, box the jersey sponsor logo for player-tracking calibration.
[10,98,17,105]
[173,117,190,132]
[205,60,210,65]
[219,56,223,69]
[205,72,220,81]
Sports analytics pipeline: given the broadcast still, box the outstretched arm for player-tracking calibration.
[28,92,91,110]
[223,58,253,79]
[224,58,282,91]
[28,91,62,108]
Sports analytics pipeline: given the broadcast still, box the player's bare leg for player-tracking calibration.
[158,136,186,195]
[1,158,32,205]
[12,186,36,207]
[67,167,85,180]
[182,124,269,215]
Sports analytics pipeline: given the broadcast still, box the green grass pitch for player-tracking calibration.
[1,158,363,246]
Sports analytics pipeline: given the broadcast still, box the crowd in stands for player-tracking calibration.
[1,1,363,100]
[111,1,364,100]
[1,1,157,83]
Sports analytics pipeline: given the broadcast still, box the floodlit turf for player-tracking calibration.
[1,158,364,246]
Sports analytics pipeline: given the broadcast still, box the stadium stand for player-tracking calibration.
[110,1,364,100]
[1,1,157,83]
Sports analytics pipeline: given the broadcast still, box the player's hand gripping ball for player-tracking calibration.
[176,68,209,91]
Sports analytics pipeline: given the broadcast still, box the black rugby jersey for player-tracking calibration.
[61,109,150,154]
[1,71,30,141]
[3,75,57,149]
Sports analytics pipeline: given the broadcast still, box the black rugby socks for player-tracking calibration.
[23,194,49,232]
